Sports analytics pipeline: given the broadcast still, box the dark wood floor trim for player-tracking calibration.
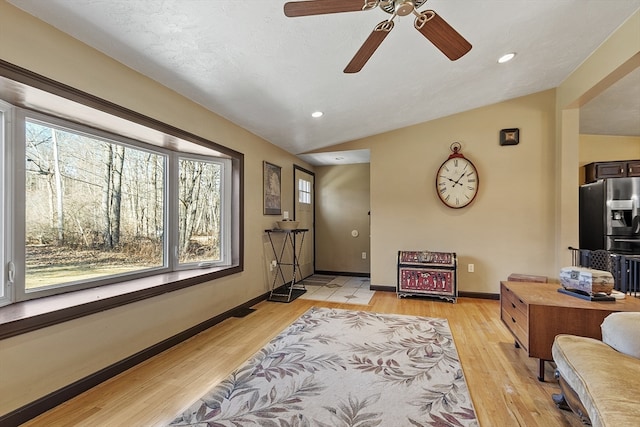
[0,292,268,427]
[459,292,500,300]
[369,285,499,300]
[315,270,370,278]
[370,285,395,292]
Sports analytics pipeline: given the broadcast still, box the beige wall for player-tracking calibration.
[315,90,557,292]
[369,91,557,292]
[315,164,370,274]
[310,10,640,292]
[0,2,312,415]
[579,134,640,183]
[1,1,639,418]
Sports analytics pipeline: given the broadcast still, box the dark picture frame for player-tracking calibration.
[263,161,282,215]
[500,128,520,146]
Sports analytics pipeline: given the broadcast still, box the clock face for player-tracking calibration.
[436,156,479,208]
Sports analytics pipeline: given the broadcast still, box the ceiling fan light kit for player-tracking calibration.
[284,0,472,73]
[394,0,416,16]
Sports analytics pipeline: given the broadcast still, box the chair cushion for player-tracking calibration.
[553,334,640,427]
[601,312,640,359]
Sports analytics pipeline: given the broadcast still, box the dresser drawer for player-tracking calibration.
[501,283,527,316]
[501,284,529,349]
[501,306,528,348]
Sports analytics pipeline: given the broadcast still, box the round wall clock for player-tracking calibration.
[435,142,479,209]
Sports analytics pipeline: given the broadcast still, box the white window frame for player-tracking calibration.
[6,106,233,303]
[174,153,232,269]
[0,100,13,307]
[298,178,311,205]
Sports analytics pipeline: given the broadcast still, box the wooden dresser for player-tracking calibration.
[500,281,640,381]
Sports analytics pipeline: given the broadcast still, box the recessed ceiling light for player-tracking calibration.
[498,52,516,64]
[311,111,324,118]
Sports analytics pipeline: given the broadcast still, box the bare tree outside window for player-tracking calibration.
[25,120,165,289]
[178,158,222,264]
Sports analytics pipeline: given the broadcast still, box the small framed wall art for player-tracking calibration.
[500,128,520,146]
[263,161,282,215]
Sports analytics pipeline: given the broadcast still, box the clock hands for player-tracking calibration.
[452,172,466,186]
[446,171,468,187]
[441,172,467,187]
[444,176,457,184]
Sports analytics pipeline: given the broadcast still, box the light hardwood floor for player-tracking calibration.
[23,291,584,426]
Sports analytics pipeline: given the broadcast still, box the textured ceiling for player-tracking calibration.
[8,0,640,164]
[581,67,640,137]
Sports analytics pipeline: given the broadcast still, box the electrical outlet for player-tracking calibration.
[468,263,474,273]
[362,252,367,260]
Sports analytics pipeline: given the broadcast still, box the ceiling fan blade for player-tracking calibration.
[414,10,472,60]
[344,20,394,74]
[284,0,367,17]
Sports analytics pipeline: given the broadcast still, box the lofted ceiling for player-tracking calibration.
[580,67,640,137]
[7,0,640,165]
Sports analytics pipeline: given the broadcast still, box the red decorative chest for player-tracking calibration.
[397,251,457,302]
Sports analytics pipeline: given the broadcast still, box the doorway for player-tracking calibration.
[294,165,314,279]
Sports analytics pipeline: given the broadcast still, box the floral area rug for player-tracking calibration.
[168,307,478,427]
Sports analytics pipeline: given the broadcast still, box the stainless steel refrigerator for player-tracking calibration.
[579,177,640,254]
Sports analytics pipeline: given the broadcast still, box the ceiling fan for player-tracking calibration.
[283,0,472,73]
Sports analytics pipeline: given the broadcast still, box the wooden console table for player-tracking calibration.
[500,281,640,381]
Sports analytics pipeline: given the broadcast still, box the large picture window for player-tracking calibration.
[2,103,236,305]
[24,118,167,292]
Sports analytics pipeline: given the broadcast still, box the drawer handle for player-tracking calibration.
[511,317,516,323]
[518,299,523,304]
[511,303,516,309]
